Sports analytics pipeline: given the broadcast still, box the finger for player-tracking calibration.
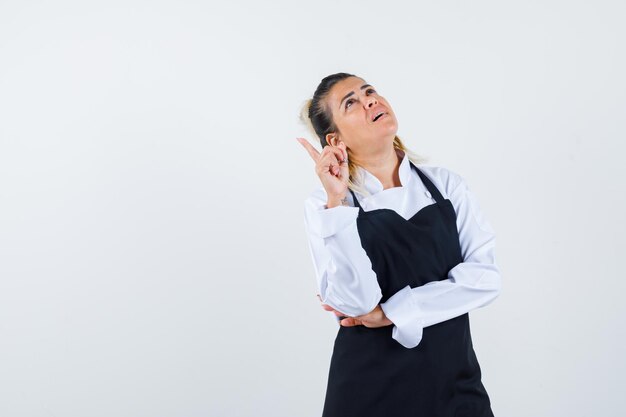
[340,317,362,327]
[329,145,348,176]
[323,141,347,162]
[319,147,346,176]
[321,145,346,162]
[321,304,344,317]
[297,137,321,162]
[317,297,342,313]
[316,294,328,306]
[338,142,349,174]
[338,141,348,162]
[318,294,338,309]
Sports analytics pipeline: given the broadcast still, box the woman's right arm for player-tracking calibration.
[303,187,383,318]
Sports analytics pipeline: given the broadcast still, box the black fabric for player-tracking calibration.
[321,162,494,417]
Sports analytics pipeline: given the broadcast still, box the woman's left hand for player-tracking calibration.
[317,294,393,328]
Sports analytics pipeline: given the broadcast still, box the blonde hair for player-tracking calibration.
[299,97,430,198]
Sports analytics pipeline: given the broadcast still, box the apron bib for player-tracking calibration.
[322,162,494,417]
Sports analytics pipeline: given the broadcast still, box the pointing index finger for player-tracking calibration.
[296,137,320,161]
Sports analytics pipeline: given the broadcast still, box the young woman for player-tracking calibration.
[296,72,502,417]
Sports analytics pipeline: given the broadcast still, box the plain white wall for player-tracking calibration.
[1,1,624,416]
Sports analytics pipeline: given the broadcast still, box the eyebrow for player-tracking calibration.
[339,84,372,110]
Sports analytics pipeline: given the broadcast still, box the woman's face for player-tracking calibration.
[324,76,398,154]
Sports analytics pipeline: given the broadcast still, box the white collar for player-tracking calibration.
[355,148,412,195]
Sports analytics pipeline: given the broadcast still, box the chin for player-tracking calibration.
[383,125,399,138]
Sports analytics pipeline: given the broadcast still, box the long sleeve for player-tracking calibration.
[379,172,502,349]
[303,188,383,317]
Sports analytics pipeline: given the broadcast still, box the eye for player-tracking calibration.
[345,88,377,109]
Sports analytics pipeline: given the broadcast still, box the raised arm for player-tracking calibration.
[379,170,502,349]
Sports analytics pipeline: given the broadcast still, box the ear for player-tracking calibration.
[326,133,338,147]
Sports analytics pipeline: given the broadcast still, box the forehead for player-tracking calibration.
[327,77,368,104]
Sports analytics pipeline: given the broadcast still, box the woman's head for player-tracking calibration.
[304,73,398,155]
[299,72,428,195]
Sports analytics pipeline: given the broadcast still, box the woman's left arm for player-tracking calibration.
[379,170,502,349]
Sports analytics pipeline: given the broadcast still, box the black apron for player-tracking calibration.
[321,161,494,417]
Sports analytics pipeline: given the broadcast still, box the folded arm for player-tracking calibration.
[380,172,502,349]
[304,189,382,318]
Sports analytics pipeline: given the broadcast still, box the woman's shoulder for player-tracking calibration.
[413,163,465,199]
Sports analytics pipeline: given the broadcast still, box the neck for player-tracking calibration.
[352,146,403,190]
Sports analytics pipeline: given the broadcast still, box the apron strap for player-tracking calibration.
[348,188,364,212]
[410,161,445,204]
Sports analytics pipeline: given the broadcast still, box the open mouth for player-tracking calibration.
[372,111,387,122]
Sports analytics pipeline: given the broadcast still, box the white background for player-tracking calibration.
[1,1,624,416]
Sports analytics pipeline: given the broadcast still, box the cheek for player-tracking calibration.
[343,113,365,130]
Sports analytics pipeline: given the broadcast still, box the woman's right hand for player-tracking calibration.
[297,137,349,206]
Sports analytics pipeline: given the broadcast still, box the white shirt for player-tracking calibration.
[303,150,502,349]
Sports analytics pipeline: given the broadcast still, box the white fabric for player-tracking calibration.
[303,150,502,348]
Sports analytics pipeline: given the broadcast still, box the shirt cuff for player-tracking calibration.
[380,284,425,349]
[307,204,360,239]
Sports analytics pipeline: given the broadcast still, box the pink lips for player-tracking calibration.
[371,112,387,122]
[370,107,388,122]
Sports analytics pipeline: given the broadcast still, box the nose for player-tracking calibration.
[364,95,377,108]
